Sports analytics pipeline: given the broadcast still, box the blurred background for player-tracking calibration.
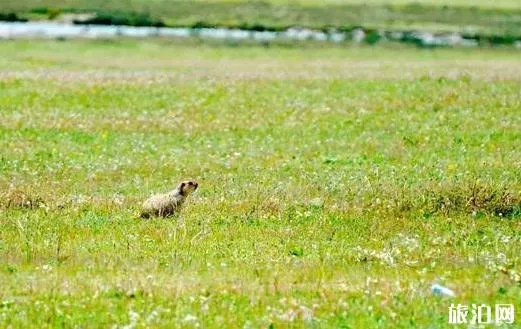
[1,0,520,47]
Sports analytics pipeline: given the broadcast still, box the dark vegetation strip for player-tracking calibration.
[1,1,521,33]
[3,181,520,218]
[1,1,521,45]
[1,12,521,46]
[0,12,27,22]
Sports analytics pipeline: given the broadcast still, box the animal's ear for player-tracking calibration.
[180,182,186,189]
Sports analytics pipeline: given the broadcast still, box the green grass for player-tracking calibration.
[0,39,520,328]
[2,0,521,35]
[196,0,521,9]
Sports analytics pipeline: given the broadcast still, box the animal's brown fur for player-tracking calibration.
[140,180,198,218]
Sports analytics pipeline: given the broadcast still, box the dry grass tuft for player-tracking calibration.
[425,182,521,217]
[1,188,45,209]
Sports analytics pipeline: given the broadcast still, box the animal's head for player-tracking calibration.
[178,180,198,196]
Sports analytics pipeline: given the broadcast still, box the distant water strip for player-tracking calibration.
[1,21,520,48]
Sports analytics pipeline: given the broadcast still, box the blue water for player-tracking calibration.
[0,21,345,42]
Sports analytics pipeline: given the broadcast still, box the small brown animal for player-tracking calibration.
[140,180,198,218]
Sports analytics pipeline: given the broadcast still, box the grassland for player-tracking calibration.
[190,0,521,9]
[2,0,521,35]
[0,39,520,328]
